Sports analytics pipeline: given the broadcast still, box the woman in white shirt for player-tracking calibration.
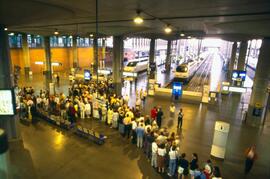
[107,107,114,126]
[168,145,178,177]
[79,100,85,119]
[85,102,91,118]
[157,143,166,173]
[151,140,158,168]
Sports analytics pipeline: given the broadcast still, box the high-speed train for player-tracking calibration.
[174,59,200,82]
[123,58,148,73]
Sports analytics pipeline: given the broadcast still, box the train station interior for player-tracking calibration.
[1,0,270,179]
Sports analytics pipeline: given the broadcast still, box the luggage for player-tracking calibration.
[118,123,125,134]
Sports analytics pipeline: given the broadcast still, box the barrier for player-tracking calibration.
[154,87,202,103]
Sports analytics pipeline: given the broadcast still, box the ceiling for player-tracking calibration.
[1,0,270,41]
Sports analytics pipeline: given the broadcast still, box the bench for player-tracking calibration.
[76,125,105,145]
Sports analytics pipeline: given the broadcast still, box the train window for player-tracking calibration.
[127,61,138,67]
[176,65,188,72]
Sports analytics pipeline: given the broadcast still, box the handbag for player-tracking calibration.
[178,166,184,174]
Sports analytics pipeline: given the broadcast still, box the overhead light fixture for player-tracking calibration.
[8,33,14,36]
[134,10,144,25]
[54,29,59,35]
[4,27,8,31]
[187,36,191,39]
[69,35,72,38]
[180,33,185,37]
[35,61,44,65]
[164,25,172,34]
[90,34,94,37]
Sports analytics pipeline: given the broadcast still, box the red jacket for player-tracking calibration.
[151,108,157,119]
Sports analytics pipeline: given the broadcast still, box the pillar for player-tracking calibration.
[101,38,106,69]
[237,41,248,71]
[72,36,78,68]
[247,38,270,126]
[44,36,52,90]
[165,40,172,72]
[0,25,19,140]
[149,38,155,79]
[93,37,98,76]
[22,34,31,77]
[229,42,237,74]
[112,36,123,96]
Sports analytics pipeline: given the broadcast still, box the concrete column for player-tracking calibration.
[0,25,19,140]
[93,38,98,76]
[22,34,31,77]
[72,36,78,68]
[229,42,237,73]
[112,36,123,96]
[247,38,270,126]
[165,40,172,72]
[101,38,106,69]
[149,38,155,79]
[44,36,52,90]
[237,41,248,71]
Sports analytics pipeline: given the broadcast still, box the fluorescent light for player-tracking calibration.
[180,33,185,37]
[229,87,246,93]
[52,62,61,66]
[90,34,94,37]
[35,61,44,65]
[164,25,172,34]
[187,36,191,39]
[4,27,8,31]
[8,33,14,36]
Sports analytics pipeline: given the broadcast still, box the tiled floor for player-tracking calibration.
[8,53,270,179]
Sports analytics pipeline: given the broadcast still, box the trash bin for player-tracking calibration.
[210,121,230,159]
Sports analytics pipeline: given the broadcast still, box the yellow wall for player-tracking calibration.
[9,47,103,73]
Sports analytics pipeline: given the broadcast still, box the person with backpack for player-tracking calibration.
[244,145,258,175]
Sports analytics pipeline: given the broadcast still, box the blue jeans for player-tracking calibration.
[169,159,177,176]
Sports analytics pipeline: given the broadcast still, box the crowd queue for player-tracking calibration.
[17,80,224,179]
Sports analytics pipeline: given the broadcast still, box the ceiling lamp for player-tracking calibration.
[54,29,59,35]
[4,27,8,31]
[187,36,191,39]
[90,34,94,37]
[134,10,144,25]
[180,33,185,37]
[164,25,172,34]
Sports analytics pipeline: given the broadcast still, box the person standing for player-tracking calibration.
[169,103,175,119]
[150,106,157,121]
[151,139,158,168]
[244,145,258,175]
[168,145,178,177]
[157,143,166,173]
[136,123,145,148]
[177,108,184,129]
[178,153,189,179]
[123,114,132,138]
[189,153,199,179]
[156,107,164,128]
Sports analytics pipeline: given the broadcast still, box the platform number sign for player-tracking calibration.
[172,82,183,97]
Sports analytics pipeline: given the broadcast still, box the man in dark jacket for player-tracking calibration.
[156,107,163,128]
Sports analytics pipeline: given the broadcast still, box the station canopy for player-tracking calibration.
[1,0,270,41]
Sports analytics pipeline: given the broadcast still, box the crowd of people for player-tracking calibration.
[17,80,224,179]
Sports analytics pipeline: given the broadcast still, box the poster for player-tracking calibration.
[0,90,15,115]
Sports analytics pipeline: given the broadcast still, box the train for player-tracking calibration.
[173,58,202,83]
[123,57,149,73]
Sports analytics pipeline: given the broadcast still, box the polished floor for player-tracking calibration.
[9,55,270,179]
